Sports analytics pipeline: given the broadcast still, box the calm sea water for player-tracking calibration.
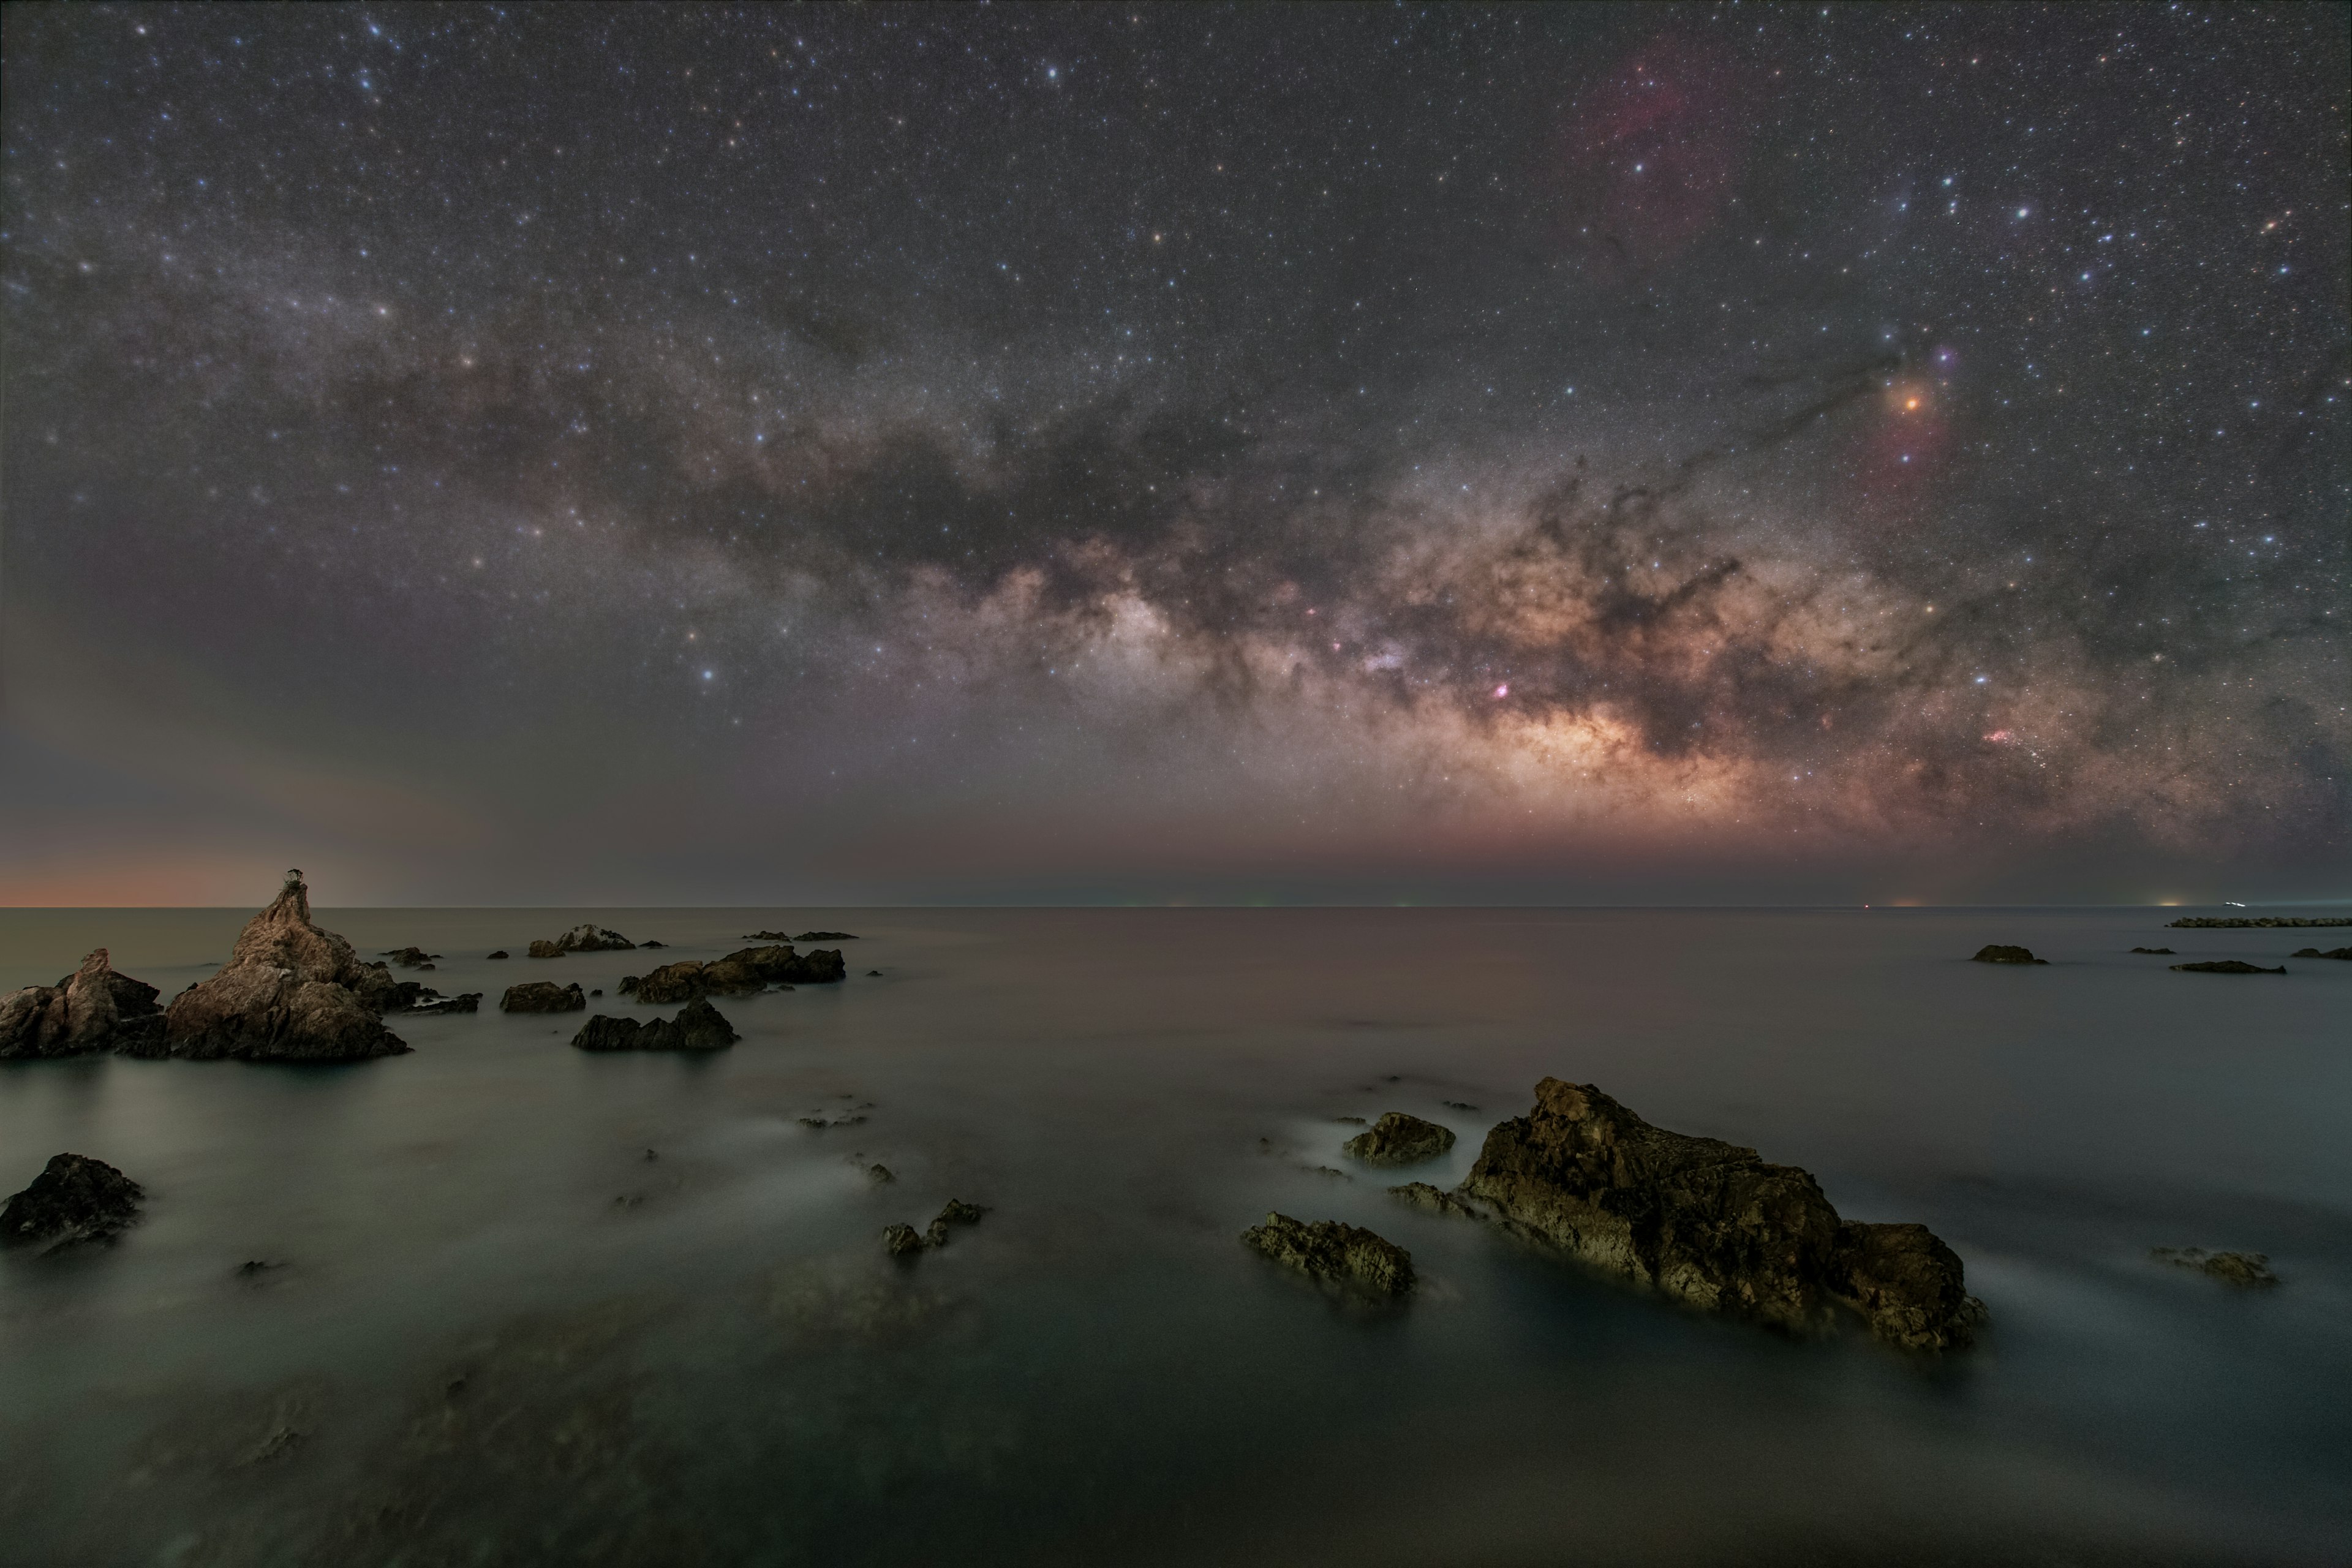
[1,907,2346,1567]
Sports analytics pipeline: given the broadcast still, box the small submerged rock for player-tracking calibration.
[527,925,636,958]
[2,1153,145,1250]
[570,998,739,1052]
[881,1223,926,1257]
[2290,946,2352,960]
[1344,1111,1457,1167]
[500,982,586,1014]
[867,970,884,978]
[486,950,510,960]
[865,1164,896,1185]
[1389,1181,1483,1219]
[639,940,666,949]
[1242,1213,1416,1299]
[2153,1247,2280,1286]
[883,1200,988,1256]
[377,948,442,968]
[2130,947,2175,955]
[2169,960,2286,974]
[0,949,168,1059]
[403,992,482,1016]
[797,930,858,941]
[1971,944,2047,965]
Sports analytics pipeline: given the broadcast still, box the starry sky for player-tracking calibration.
[3,3,2346,907]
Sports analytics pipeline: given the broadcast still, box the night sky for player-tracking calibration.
[3,3,2345,906]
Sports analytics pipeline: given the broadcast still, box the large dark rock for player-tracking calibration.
[1971,944,2046,965]
[570,998,738,1052]
[2291,946,2352,960]
[1,1153,144,1250]
[1242,1213,1416,1298]
[157,873,409,1061]
[627,944,845,1003]
[1344,1112,1457,1167]
[501,982,586,1014]
[526,925,635,959]
[0,949,167,1060]
[1458,1080,1985,1350]
[2169,960,2286,974]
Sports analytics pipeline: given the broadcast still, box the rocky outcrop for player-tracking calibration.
[2168,916,2351,929]
[624,944,846,1004]
[527,925,636,959]
[1970,944,2046,965]
[744,930,794,941]
[2,1153,144,1250]
[1458,1080,1985,1350]
[2169,960,2286,974]
[570,998,738,1052]
[1388,1181,1483,1219]
[379,948,440,968]
[486,951,510,960]
[156,873,409,1061]
[500,982,586,1013]
[796,930,857,941]
[2130,947,2175,955]
[0,949,167,1059]
[2152,1247,2279,1286]
[1344,1112,1457,1166]
[1242,1213,1417,1298]
[883,1200,989,1256]
[2290,946,2352,960]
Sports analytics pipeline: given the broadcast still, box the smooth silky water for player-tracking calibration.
[2,908,2346,1566]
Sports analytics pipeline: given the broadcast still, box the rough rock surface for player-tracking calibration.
[1,1153,145,1250]
[157,873,409,1061]
[1971,944,2047,965]
[500,981,587,1014]
[570,998,739,1052]
[881,1223,927,1257]
[2169,960,2286,974]
[1344,1111,1457,1166]
[625,944,846,1003]
[0,949,167,1059]
[1389,1181,1483,1219]
[2152,1247,2279,1286]
[1458,1079,1985,1349]
[1242,1212,1417,1298]
[527,925,636,958]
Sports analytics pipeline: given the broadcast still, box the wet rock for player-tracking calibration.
[881,1223,927,1257]
[2290,946,2352,960]
[1970,944,2047,965]
[527,924,636,958]
[796,930,858,941]
[486,950,510,960]
[1344,1111,1457,1166]
[2153,1247,2280,1286]
[631,944,846,1003]
[377,948,441,968]
[2130,947,2175,955]
[865,1164,896,1184]
[1,1153,144,1250]
[569,998,739,1052]
[2169,960,2286,974]
[1389,1181,1483,1219]
[1242,1213,1416,1299]
[0,949,167,1060]
[403,992,481,1016]
[500,981,587,1014]
[159,873,410,1061]
[1459,1079,1986,1349]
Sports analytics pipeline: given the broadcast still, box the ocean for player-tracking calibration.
[2,907,2346,1566]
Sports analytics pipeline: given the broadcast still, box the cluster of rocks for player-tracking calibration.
[883,1198,987,1256]
[1,1153,144,1251]
[160,873,412,1060]
[526,925,636,959]
[2168,916,2351,929]
[620,944,846,1004]
[570,999,739,1053]
[1971,944,2047,965]
[2291,946,2352,960]
[379,948,441,969]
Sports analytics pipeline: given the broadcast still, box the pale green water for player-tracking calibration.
[2,908,2348,1566]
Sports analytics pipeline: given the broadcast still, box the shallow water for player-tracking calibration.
[2,907,2347,1566]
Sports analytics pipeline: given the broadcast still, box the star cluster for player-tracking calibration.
[2,4,2345,902]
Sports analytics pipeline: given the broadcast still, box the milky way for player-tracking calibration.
[3,4,2346,903]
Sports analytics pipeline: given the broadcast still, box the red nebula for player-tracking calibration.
[1545,37,1751,279]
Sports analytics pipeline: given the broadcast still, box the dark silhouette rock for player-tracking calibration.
[743,930,794,941]
[570,998,738,1052]
[866,1164,895,1184]
[0,949,167,1060]
[639,940,665,949]
[2130,947,2175,955]
[2169,960,2286,974]
[500,981,586,1014]
[527,924,636,959]
[404,993,481,1016]
[1344,1111,1457,1166]
[1458,1080,1985,1349]
[1971,944,2046,965]
[881,1223,926,1256]
[157,873,409,1061]
[867,970,883,977]
[2169,916,2351,928]
[486,951,510,960]
[2291,946,2352,960]
[377,948,442,968]
[629,944,845,1003]
[796,930,857,941]
[924,1198,987,1246]
[1242,1213,1416,1298]
[2,1153,143,1250]
[2152,1247,2279,1286]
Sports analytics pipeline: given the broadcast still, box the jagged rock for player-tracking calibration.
[796,930,858,941]
[378,948,441,968]
[0,949,167,1059]
[1344,1111,1457,1166]
[1459,1080,1985,1350]
[1242,1213,1416,1298]
[1389,1182,1482,1219]
[527,924,635,959]
[2152,1247,2279,1286]
[500,981,586,1014]
[2290,946,2352,960]
[2,1153,143,1250]
[404,993,481,1016]
[924,1199,987,1247]
[881,1223,926,1257]
[1971,944,2046,965]
[2168,916,2351,929]
[2169,960,2286,974]
[157,874,409,1061]
[743,930,794,941]
[569,998,738,1052]
[2130,947,2175,955]
[630,944,845,1003]
[486,950,510,960]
